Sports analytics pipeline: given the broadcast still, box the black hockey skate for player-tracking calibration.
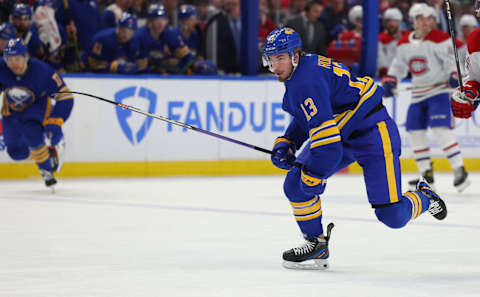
[409,168,434,191]
[454,166,470,193]
[40,169,57,188]
[282,223,334,270]
[417,179,447,220]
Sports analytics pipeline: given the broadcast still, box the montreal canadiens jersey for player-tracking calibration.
[377,31,409,77]
[0,58,72,121]
[282,54,383,177]
[465,28,480,83]
[387,29,459,103]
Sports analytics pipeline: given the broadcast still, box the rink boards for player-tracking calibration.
[1,74,480,178]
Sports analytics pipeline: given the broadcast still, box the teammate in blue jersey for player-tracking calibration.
[0,23,16,54]
[0,39,74,187]
[263,28,447,270]
[82,12,139,74]
[134,4,216,75]
[11,4,44,59]
[178,5,201,57]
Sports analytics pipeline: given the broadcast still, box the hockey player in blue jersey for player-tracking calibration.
[82,12,140,74]
[11,4,44,59]
[0,38,74,187]
[263,28,447,270]
[178,4,201,57]
[134,4,216,75]
[0,23,16,54]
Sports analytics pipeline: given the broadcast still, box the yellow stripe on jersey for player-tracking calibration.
[337,79,377,131]
[273,137,292,147]
[311,136,341,149]
[43,97,52,123]
[310,126,340,142]
[377,121,399,203]
[1,93,11,116]
[309,119,341,149]
[309,120,336,137]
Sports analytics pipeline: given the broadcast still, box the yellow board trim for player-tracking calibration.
[1,158,480,179]
[377,121,399,203]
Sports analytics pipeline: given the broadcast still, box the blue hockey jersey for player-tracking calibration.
[282,54,384,177]
[0,58,73,122]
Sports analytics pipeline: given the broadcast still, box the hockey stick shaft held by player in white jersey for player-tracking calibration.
[56,91,302,168]
[444,0,464,92]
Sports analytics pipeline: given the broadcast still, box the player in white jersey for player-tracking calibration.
[382,3,470,192]
[451,1,480,119]
[377,8,407,78]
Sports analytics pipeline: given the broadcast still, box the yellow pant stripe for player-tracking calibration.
[377,121,399,203]
[295,209,323,221]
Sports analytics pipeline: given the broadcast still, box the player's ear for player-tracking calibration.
[294,52,300,64]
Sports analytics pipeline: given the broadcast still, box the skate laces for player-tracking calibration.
[292,240,317,256]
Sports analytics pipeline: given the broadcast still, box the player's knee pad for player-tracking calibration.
[283,166,312,203]
[6,146,29,161]
[374,202,410,229]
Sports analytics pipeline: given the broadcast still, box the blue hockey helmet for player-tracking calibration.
[263,27,302,71]
[12,3,32,19]
[178,4,198,20]
[34,0,55,9]
[0,23,17,41]
[118,12,137,31]
[4,38,28,57]
[147,4,167,19]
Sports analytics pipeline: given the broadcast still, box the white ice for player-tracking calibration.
[1,173,479,297]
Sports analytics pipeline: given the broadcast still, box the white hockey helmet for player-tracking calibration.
[459,14,478,27]
[408,3,431,22]
[426,5,439,23]
[348,5,363,24]
[383,7,403,22]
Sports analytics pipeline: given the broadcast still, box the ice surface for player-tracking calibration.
[0,173,479,297]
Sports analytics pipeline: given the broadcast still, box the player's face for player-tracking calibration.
[5,55,28,75]
[269,53,294,82]
[117,27,135,43]
[186,16,198,30]
[385,19,399,35]
[150,18,167,34]
[414,15,430,38]
[12,16,30,33]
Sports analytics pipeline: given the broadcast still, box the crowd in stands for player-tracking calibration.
[0,0,475,76]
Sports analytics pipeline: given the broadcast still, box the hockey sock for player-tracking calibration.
[408,130,432,173]
[30,143,53,172]
[289,195,324,238]
[403,191,430,220]
[431,127,464,170]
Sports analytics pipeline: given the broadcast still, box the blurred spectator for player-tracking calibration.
[100,0,133,29]
[377,7,407,77]
[11,3,44,59]
[131,0,148,28]
[0,23,16,54]
[425,0,448,32]
[287,0,307,18]
[458,14,478,43]
[339,4,362,45]
[82,12,139,74]
[285,0,327,55]
[320,0,348,43]
[259,0,276,48]
[33,0,67,71]
[205,0,241,73]
[164,0,179,27]
[0,0,14,23]
[269,0,289,27]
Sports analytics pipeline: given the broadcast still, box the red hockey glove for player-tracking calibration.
[451,80,480,119]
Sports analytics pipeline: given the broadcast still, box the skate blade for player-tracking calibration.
[282,259,329,270]
[455,178,471,193]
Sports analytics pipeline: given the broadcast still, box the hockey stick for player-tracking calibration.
[444,0,464,92]
[57,91,302,168]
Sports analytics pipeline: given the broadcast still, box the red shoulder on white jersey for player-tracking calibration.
[467,27,480,55]
[397,29,449,46]
[379,32,395,44]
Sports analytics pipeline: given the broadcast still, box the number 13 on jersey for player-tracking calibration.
[300,98,318,121]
